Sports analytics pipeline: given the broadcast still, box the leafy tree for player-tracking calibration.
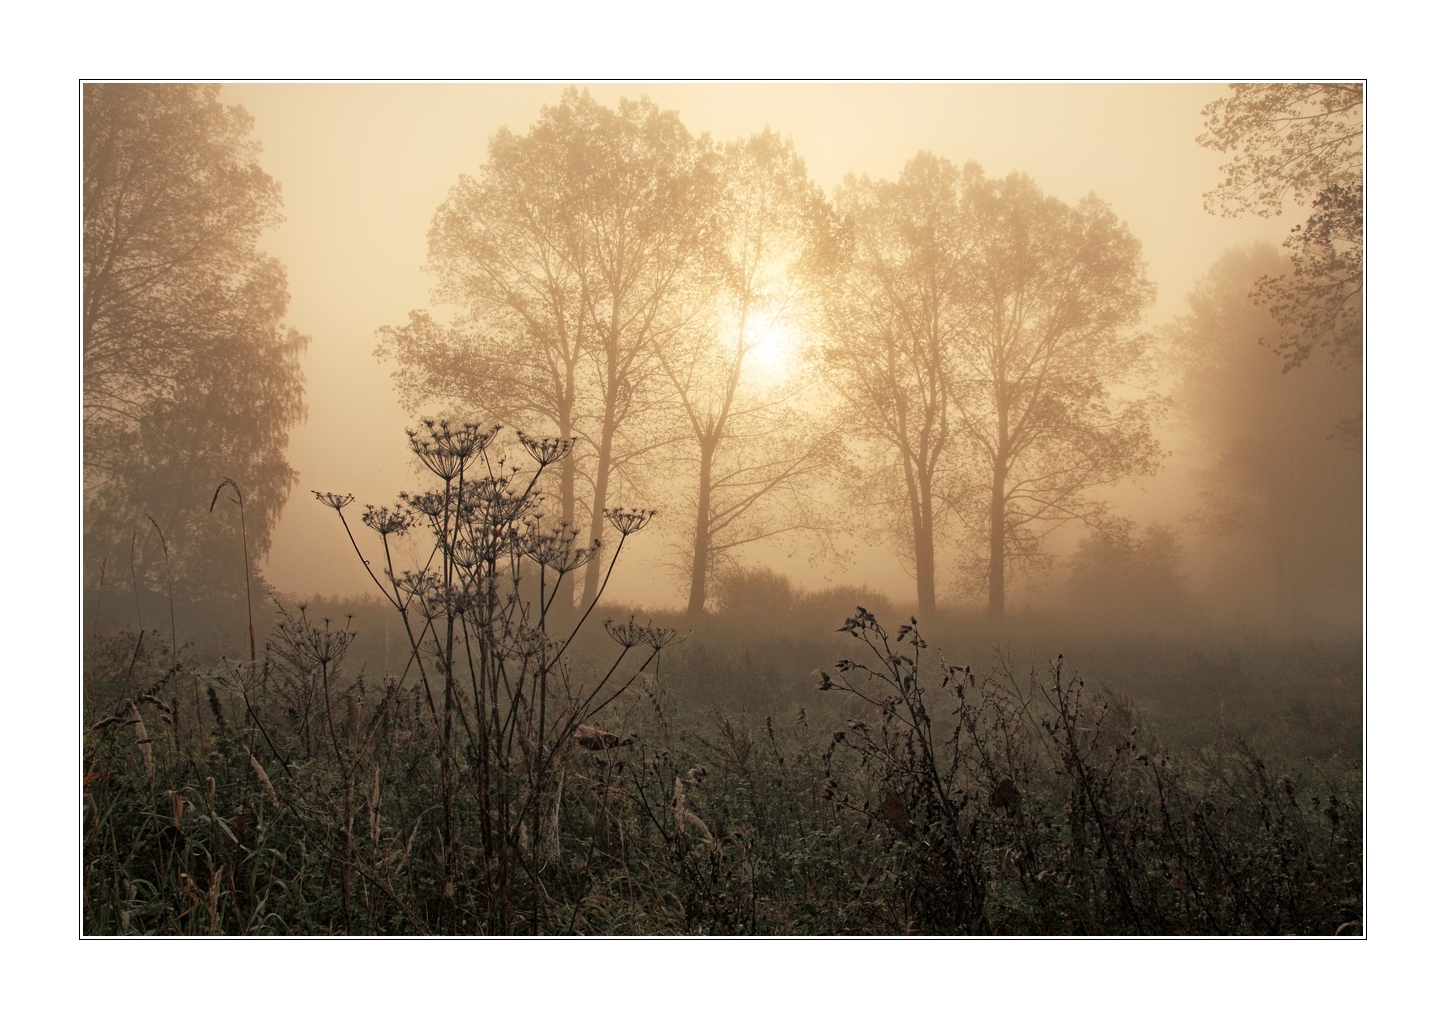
[817,157,1157,617]
[378,90,715,610]
[657,131,838,619]
[814,155,979,616]
[1167,246,1362,627]
[83,84,307,617]
[1199,84,1363,370]
[951,171,1161,616]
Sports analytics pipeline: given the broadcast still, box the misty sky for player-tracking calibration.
[219,83,1299,607]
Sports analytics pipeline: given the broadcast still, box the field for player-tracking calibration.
[81,597,1362,936]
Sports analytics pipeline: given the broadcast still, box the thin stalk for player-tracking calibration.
[210,478,256,675]
[144,514,178,660]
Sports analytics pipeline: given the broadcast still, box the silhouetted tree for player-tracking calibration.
[1168,246,1362,627]
[1199,83,1363,371]
[83,84,307,613]
[379,90,715,610]
[951,171,1160,616]
[814,155,979,616]
[659,131,838,619]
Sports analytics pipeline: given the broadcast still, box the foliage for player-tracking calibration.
[815,156,1162,616]
[712,566,800,621]
[1199,84,1364,368]
[83,84,308,603]
[817,608,1359,933]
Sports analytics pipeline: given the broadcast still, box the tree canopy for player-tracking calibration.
[381,90,717,609]
[952,172,1160,615]
[1199,84,1363,369]
[816,156,1160,615]
[380,94,840,615]
[660,130,838,618]
[83,84,307,611]
[814,155,978,616]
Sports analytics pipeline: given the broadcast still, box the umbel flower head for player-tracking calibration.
[407,419,500,480]
[603,615,650,648]
[642,623,685,651]
[403,490,446,520]
[314,491,355,511]
[362,503,413,536]
[605,506,656,536]
[518,432,575,467]
[603,615,686,651]
[522,520,600,574]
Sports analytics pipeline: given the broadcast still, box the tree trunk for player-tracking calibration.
[580,394,616,606]
[915,468,937,618]
[685,437,716,621]
[987,457,1007,617]
[555,393,576,614]
[988,382,1012,618]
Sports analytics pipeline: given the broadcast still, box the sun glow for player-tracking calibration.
[740,314,800,385]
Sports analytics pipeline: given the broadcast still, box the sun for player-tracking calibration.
[740,313,800,385]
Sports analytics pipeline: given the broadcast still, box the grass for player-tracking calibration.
[82,610,1361,935]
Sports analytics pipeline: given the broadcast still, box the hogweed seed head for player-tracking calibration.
[521,520,599,574]
[644,623,684,651]
[407,420,498,480]
[403,490,446,520]
[603,615,685,651]
[518,432,575,467]
[605,506,656,536]
[603,616,648,648]
[362,503,413,536]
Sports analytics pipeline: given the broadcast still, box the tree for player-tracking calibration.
[951,172,1160,616]
[1065,520,1190,626]
[378,90,715,610]
[84,84,307,617]
[1199,84,1363,370]
[1167,246,1362,628]
[657,131,838,619]
[814,155,979,617]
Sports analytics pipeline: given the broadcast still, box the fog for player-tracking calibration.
[81,82,1365,939]
[86,83,1359,635]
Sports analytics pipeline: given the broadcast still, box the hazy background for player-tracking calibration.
[222,83,1298,608]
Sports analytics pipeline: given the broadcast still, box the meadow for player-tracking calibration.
[82,590,1361,936]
